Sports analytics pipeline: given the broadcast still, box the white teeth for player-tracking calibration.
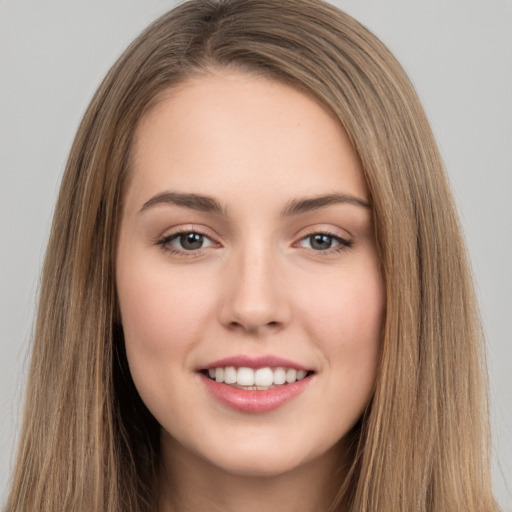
[273,367,286,385]
[285,368,297,383]
[224,366,237,384]
[237,367,255,386]
[254,367,274,387]
[206,366,310,387]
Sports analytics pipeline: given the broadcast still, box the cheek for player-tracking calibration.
[118,249,208,337]
[116,251,215,390]
[301,263,383,346]
[297,260,384,398]
[119,276,186,353]
[115,255,220,431]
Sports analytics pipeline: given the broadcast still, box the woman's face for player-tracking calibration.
[116,71,384,477]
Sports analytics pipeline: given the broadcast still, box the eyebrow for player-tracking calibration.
[140,192,225,214]
[139,191,371,216]
[281,193,371,216]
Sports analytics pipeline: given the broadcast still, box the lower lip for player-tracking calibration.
[200,373,313,413]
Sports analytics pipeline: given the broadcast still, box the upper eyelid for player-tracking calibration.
[295,232,352,248]
[154,224,353,246]
[156,230,219,256]
[157,225,219,240]
[293,224,353,241]
[159,230,218,247]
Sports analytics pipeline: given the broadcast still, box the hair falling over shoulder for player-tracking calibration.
[5,1,501,511]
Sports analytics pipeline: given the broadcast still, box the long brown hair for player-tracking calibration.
[6,1,499,510]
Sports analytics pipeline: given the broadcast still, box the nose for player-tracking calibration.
[218,244,291,335]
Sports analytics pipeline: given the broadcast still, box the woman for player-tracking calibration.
[5,0,501,511]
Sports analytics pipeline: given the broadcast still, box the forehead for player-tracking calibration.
[127,71,367,208]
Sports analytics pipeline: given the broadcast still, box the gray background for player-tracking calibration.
[1,0,511,508]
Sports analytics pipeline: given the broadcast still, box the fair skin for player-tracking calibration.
[116,71,384,512]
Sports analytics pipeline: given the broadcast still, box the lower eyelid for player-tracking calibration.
[297,232,352,249]
[155,226,223,255]
[155,228,352,254]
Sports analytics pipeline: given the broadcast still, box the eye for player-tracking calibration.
[298,233,351,252]
[158,230,216,253]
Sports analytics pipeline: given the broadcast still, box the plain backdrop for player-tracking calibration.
[1,0,511,508]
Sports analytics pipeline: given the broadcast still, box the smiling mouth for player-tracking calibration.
[200,366,314,390]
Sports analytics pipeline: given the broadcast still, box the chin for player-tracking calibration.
[205,451,306,479]
[194,432,343,480]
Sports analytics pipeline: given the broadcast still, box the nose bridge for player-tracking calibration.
[220,236,289,333]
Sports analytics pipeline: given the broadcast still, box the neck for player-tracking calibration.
[158,433,349,512]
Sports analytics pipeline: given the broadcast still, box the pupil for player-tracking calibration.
[181,233,203,250]
[311,234,332,250]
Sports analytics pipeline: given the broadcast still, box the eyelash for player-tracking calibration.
[297,230,353,253]
[156,229,353,256]
[156,228,216,256]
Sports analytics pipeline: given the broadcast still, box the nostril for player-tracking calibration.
[227,319,281,332]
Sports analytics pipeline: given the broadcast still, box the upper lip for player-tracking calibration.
[200,355,311,371]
